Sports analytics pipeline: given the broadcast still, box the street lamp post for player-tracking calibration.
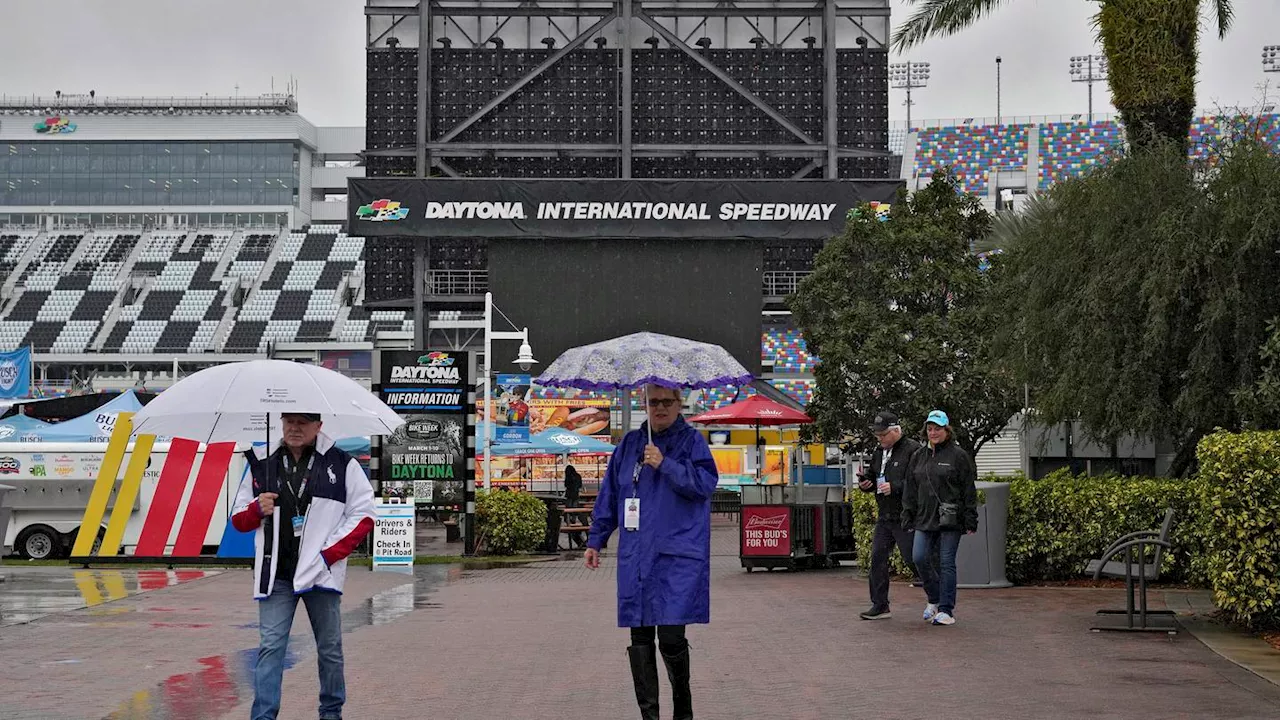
[995,56,1002,125]
[889,60,930,131]
[481,291,537,493]
[1265,45,1280,74]
[1069,54,1109,123]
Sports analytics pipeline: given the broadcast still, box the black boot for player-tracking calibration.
[627,645,660,720]
[661,647,692,720]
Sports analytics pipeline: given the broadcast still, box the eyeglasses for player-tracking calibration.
[646,398,680,408]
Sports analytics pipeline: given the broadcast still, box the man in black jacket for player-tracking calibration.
[856,411,921,620]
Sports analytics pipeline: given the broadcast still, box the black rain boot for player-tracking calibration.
[627,645,660,720]
[661,646,693,720]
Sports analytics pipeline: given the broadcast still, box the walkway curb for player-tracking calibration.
[1166,591,1280,688]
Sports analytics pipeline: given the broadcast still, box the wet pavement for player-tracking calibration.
[1,522,1279,720]
[0,567,220,628]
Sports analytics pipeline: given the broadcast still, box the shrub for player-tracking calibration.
[849,490,913,577]
[1199,431,1280,630]
[1003,471,1210,585]
[850,472,1209,585]
[476,489,547,556]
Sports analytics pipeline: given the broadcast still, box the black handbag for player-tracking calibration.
[924,457,960,529]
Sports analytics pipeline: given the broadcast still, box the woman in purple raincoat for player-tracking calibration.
[585,384,719,720]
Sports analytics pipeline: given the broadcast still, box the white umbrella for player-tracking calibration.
[131,359,404,446]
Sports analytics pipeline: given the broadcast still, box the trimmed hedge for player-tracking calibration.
[476,489,547,556]
[849,472,1209,585]
[1199,431,1280,630]
[1003,471,1209,585]
[848,431,1279,630]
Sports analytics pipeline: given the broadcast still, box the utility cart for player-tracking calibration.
[739,484,855,571]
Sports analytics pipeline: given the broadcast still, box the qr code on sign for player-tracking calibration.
[414,481,433,503]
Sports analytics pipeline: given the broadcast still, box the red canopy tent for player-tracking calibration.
[690,395,812,482]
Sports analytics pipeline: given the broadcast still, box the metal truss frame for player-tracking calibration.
[365,0,892,181]
[363,0,891,334]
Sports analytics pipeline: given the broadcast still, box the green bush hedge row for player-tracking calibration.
[849,430,1280,629]
[853,474,1209,584]
[1199,431,1280,630]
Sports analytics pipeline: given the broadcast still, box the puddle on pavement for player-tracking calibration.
[102,564,453,719]
[0,569,216,627]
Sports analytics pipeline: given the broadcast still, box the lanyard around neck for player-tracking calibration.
[281,451,316,500]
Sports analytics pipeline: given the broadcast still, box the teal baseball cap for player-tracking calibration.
[925,410,950,427]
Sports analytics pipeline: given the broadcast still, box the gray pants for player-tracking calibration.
[869,518,916,609]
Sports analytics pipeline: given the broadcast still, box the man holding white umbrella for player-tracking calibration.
[231,411,375,720]
[130,359,399,720]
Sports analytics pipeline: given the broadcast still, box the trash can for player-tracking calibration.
[956,481,1013,589]
[0,484,14,557]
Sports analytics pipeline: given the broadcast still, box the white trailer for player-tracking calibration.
[0,442,247,559]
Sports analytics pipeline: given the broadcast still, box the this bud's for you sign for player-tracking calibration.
[373,503,416,571]
[741,507,791,557]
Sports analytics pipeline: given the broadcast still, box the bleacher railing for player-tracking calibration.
[763,271,811,298]
[428,270,488,296]
[893,109,1276,131]
[0,94,297,112]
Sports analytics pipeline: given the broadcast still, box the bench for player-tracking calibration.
[1085,507,1176,634]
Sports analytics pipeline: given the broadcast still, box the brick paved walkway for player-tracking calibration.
[2,523,1279,719]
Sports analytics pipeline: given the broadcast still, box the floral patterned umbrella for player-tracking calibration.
[535,332,754,442]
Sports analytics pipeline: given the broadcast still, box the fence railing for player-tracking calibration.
[763,270,811,297]
[428,270,488,296]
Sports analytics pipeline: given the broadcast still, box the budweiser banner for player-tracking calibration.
[741,506,792,557]
[348,178,902,240]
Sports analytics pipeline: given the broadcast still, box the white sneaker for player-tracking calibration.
[932,612,956,626]
[923,603,939,622]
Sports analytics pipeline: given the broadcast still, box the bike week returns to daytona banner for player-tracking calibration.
[348,177,902,239]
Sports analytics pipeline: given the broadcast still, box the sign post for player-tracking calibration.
[376,349,475,554]
[372,502,415,572]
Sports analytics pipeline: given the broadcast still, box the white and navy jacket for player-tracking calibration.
[231,433,376,599]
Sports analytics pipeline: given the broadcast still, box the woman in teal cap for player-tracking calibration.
[902,410,978,626]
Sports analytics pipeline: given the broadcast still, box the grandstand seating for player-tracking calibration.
[0,224,410,354]
[907,114,1280,193]
[762,326,815,372]
[915,124,1030,195]
[1037,121,1123,189]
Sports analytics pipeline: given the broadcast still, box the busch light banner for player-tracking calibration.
[0,347,32,400]
[378,350,472,506]
[348,178,902,240]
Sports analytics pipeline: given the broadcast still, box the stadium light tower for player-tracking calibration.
[1264,45,1280,74]
[889,61,931,131]
[1069,54,1109,123]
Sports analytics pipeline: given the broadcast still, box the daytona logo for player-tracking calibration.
[390,365,461,382]
[745,514,788,530]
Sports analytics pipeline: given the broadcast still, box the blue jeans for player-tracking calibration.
[913,530,962,615]
[252,580,346,720]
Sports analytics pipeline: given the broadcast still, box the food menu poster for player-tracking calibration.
[478,397,611,439]
[378,350,470,506]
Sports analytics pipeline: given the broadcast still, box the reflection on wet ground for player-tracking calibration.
[0,568,217,627]
[103,565,456,720]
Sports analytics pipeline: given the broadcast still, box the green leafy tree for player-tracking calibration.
[788,169,1020,456]
[991,134,1280,475]
[1235,319,1280,430]
[892,0,1234,150]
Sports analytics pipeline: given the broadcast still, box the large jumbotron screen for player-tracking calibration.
[488,237,765,377]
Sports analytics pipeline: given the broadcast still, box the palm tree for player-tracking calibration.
[891,0,1234,151]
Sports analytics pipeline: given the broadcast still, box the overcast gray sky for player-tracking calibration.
[0,0,1275,127]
